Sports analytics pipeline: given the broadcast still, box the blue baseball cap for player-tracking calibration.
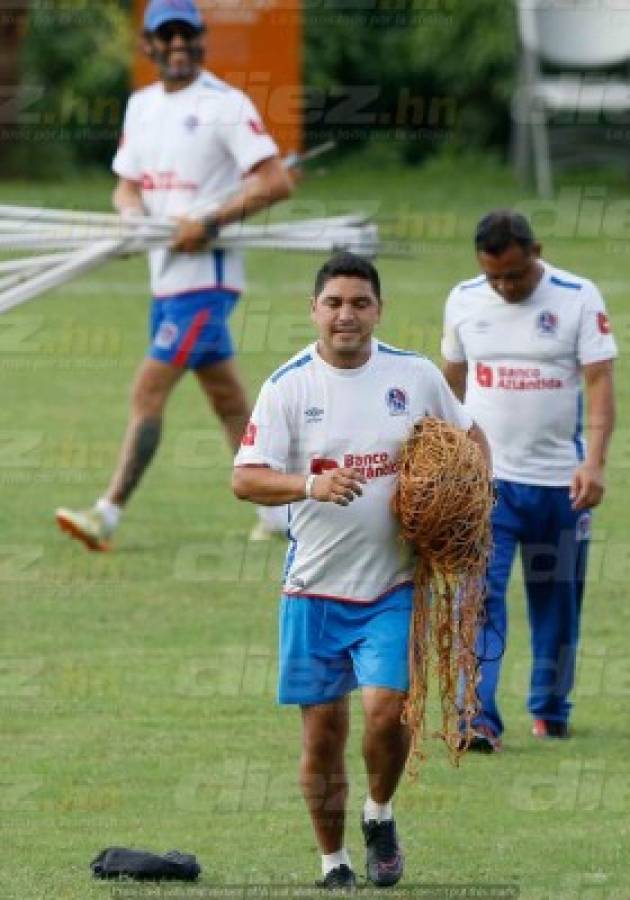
[144,0,204,32]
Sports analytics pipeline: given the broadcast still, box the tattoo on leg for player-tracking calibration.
[114,416,162,505]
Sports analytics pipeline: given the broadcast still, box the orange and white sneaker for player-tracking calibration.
[55,506,115,551]
[532,718,570,739]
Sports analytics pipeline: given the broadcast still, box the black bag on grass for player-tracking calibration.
[90,847,201,881]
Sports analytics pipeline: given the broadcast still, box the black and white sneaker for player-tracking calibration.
[457,724,503,754]
[361,817,404,887]
[315,864,357,891]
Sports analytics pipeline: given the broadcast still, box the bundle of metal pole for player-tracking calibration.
[0,143,390,313]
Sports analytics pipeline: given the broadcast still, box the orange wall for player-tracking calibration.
[132,0,302,154]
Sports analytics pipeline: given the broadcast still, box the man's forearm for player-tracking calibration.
[468,422,492,471]
[113,181,144,217]
[442,360,468,403]
[233,467,307,505]
[585,392,615,468]
[584,364,615,468]
[209,171,291,229]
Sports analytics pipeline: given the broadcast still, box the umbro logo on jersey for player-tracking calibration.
[474,320,491,333]
[386,387,408,415]
[536,310,558,336]
[305,406,324,423]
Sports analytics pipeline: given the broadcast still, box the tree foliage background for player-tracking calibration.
[305,0,518,161]
[13,0,518,174]
[15,0,132,174]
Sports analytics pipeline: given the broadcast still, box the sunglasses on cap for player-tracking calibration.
[153,20,202,42]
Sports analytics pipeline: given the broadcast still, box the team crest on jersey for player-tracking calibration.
[154,322,179,349]
[183,114,200,132]
[386,387,408,415]
[536,310,558,336]
[576,511,592,542]
[305,406,324,423]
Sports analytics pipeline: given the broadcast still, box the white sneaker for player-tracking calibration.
[55,506,116,551]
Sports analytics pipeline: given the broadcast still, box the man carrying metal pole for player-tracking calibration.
[56,0,292,550]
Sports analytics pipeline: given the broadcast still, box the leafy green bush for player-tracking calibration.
[305,0,518,163]
[410,1,518,153]
[18,1,132,174]
[15,0,517,174]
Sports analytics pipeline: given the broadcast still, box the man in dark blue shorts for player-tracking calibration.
[442,211,617,749]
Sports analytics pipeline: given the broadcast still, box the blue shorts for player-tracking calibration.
[278,584,413,706]
[148,288,239,370]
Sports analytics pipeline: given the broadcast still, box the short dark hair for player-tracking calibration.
[313,252,381,300]
[475,211,536,256]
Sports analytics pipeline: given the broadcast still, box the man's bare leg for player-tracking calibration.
[106,358,184,505]
[56,358,184,549]
[360,687,408,887]
[300,697,350,855]
[361,687,409,803]
[195,357,250,453]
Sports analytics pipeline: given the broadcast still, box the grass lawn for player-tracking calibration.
[1,156,629,899]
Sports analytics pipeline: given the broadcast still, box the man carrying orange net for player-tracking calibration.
[233,252,491,889]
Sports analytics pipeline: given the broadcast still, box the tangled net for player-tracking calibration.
[392,417,494,772]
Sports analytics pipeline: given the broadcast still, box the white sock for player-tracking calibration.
[95,498,121,529]
[322,848,351,876]
[363,797,393,823]
[256,504,289,534]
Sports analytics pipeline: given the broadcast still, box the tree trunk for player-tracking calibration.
[0,1,30,165]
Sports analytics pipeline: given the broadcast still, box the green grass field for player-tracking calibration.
[1,157,629,899]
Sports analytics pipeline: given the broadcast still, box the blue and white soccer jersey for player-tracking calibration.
[234,339,473,704]
[112,70,279,368]
[442,261,617,485]
[442,262,617,732]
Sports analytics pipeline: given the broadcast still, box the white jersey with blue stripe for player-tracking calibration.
[112,70,279,298]
[442,261,617,486]
[234,338,472,604]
